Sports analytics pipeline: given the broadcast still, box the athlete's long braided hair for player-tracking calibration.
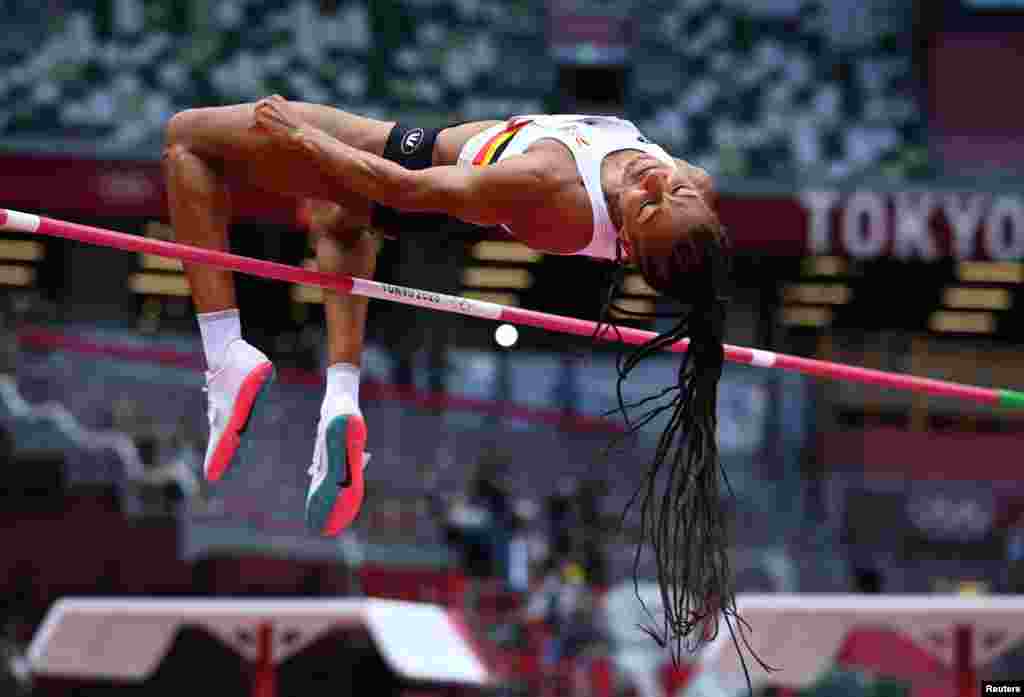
[594,223,771,684]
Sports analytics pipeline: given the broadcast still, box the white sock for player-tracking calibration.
[323,362,361,415]
[198,309,241,372]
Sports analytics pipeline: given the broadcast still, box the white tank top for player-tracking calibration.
[457,114,678,261]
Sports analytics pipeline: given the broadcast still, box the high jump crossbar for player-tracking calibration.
[3,208,1022,410]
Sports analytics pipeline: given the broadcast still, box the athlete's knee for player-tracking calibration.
[161,138,226,204]
[164,108,202,150]
[162,141,188,168]
[314,230,378,279]
[163,110,218,178]
[161,140,207,189]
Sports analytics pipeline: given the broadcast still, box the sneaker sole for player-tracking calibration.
[205,361,276,483]
[306,414,367,536]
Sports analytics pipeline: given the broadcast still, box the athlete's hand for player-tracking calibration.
[253,95,309,149]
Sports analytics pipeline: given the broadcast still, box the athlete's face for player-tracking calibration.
[617,156,716,263]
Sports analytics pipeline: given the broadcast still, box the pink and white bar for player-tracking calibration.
[1,208,1016,409]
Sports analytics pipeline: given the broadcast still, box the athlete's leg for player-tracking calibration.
[302,198,376,366]
[162,100,392,313]
[302,198,377,535]
[162,101,388,483]
[161,97,490,492]
[165,99,395,199]
[163,144,236,314]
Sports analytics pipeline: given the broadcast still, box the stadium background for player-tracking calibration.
[1,0,1023,696]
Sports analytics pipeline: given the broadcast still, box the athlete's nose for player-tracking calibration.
[640,169,667,196]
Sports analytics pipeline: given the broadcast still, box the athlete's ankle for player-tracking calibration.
[323,362,361,416]
[198,308,241,373]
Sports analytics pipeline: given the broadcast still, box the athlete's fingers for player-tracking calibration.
[251,97,308,148]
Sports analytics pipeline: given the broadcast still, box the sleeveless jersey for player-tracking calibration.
[457,114,677,261]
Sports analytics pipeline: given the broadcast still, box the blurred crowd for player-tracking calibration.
[435,455,614,680]
[0,0,923,180]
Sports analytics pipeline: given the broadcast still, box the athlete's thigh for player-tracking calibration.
[167,101,395,201]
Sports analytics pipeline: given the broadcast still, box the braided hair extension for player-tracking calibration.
[591,229,774,691]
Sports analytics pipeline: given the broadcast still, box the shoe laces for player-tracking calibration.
[202,381,223,427]
[308,429,325,478]
[202,385,215,425]
[306,421,370,479]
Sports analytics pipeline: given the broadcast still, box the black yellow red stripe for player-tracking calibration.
[472,119,532,166]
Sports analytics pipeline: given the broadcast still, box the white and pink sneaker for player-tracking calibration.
[202,339,275,482]
[305,400,369,536]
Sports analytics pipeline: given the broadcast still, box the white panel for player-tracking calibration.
[367,601,490,685]
[703,594,1024,693]
[28,598,491,685]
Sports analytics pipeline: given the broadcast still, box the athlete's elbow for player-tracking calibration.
[449,187,507,226]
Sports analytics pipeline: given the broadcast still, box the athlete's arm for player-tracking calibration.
[298,126,554,227]
[403,157,555,227]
